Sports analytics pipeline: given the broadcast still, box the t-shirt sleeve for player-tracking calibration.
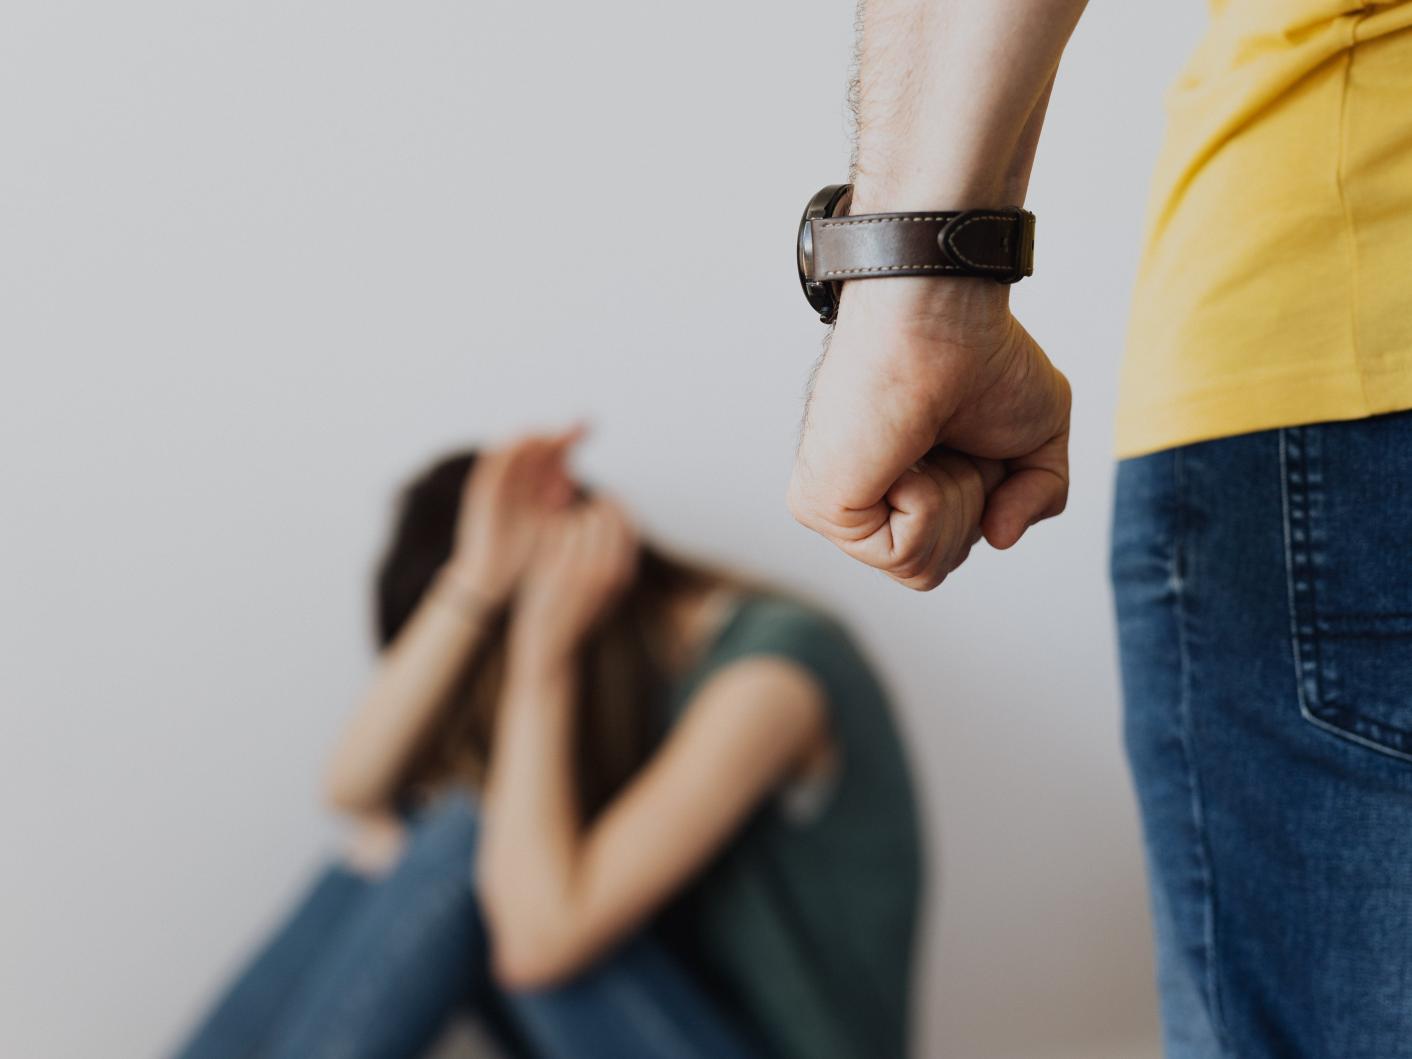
[712,597,868,719]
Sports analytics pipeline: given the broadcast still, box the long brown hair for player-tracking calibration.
[374,450,731,819]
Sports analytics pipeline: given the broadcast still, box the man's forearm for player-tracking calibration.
[848,0,1088,213]
[786,1,1080,587]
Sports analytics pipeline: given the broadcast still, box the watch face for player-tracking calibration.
[797,184,851,324]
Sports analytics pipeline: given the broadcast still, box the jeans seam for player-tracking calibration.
[1282,427,1318,730]
[1171,447,1231,1057]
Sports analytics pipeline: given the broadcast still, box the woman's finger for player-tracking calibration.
[491,426,582,507]
[590,497,637,579]
[534,512,576,573]
[546,420,590,453]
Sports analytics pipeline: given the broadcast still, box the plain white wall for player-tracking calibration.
[0,3,1206,1056]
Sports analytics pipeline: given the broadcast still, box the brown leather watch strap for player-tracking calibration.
[811,207,1035,284]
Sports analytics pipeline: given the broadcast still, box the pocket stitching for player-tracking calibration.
[1280,426,1412,763]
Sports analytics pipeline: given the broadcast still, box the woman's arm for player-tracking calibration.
[323,569,494,814]
[476,499,828,989]
[324,428,583,815]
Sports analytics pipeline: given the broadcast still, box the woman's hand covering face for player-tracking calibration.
[448,425,586,607]
[508,497,640,671]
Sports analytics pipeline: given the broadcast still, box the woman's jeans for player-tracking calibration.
[172,790,759,1059]
[1113,411,1412,1059]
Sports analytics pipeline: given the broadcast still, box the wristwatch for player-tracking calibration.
[796,183,1035,324]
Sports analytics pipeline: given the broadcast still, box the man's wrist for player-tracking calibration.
[847,173,1027,218]
[835,266,1012,335]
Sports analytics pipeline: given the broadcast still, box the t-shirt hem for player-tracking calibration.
[1114,357,1412,459]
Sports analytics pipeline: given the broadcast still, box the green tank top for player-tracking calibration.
[660,593,922,1059]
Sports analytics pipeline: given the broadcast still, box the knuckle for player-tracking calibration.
[892,568,945,593]
[890,541,936,582]
[915,487,946,523]
[898,473,945,522]
[959,462,988,504]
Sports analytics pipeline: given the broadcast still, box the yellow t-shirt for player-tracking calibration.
[1116,0,1412,458]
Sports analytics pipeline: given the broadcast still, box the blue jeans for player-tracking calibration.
[1112,411,1412,1059]
[172,790,761,1059]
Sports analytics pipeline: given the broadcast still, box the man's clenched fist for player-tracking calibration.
[788,277,1071,590]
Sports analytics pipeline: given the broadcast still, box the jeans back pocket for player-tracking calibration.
[1282,416,1412,761]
